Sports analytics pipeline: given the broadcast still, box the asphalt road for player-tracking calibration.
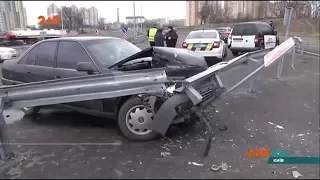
[0,30,319,179]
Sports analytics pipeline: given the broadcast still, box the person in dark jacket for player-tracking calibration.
[165,26,178,48]
[269,21,274,29]
[154,28,165,47]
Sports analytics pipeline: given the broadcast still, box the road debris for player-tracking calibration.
[221,162,228,170]
[276,125,284,129]
[219,126,228,131]
[285,166,297,170]
[292,171,303,178]
[268,122,285,129]
[188,162,204,166]
[297,134,305,137]
[160,152,171,157]
[211,164,221,172]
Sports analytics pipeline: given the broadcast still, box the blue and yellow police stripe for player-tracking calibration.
[187,43,214,51]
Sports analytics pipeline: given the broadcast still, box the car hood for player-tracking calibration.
[109,47,208,68]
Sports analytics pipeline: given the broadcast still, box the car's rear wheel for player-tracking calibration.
[117,97,158,141]
[22,107,41,115]
[231,51,238,56]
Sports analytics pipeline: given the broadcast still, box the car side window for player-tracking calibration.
[56,41,96,70]
[35,42,58,67]
[258,24,274,35]
[18,45,39,65]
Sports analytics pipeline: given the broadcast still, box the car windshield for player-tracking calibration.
[83,39,141,67]
[187,31,217,39]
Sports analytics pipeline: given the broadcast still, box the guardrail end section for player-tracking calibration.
[0,98,14,161]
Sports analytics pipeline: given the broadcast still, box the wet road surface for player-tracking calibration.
[0,30,319,179]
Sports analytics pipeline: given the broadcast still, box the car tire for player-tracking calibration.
[117,96,159,141]
[22,107,41,115]
[231,51,238,56]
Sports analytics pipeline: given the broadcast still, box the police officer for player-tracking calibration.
[147,24,158,47]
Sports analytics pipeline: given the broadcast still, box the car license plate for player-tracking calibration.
[194,44,207,48]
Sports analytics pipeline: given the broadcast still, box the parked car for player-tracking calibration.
[181,29,227,65]
[0,47,17,62]
[215,27,232,43]
[1,36,208,141]
[229,21,279,56]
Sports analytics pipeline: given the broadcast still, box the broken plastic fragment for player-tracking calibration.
[211,164,221,172]
[160,152,171,157]
[297,134,305,137]
[268,122,274,125]
[188,162,204,166]
[221,162,228,170]
[292,171,302,178]
[276,125,284,129]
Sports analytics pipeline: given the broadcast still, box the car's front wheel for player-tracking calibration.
[117,97,159,141]
[22,107,41,115]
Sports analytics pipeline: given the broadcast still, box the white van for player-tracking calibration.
[229,22,279,56]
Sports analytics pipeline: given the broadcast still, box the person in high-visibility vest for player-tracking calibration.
[147,24,158,47]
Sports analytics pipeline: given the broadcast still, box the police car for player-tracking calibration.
[182,29,227,65]
[229,22,279,56]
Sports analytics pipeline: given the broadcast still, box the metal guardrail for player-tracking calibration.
[0,37,308,161]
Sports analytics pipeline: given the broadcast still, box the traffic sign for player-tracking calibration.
[264,37,295,67]
[95,29,100,35]
[121,27,128,34]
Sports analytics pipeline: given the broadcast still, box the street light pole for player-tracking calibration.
[140,2,142,32]
[133,1,136,30]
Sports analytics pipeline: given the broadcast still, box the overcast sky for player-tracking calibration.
[23,1,186,26]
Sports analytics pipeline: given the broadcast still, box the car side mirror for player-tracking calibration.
[273,30,277,35]
[76,62,97,74]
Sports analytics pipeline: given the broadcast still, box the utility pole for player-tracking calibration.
[133,1,136,30]
[140,2,142,32]
[61,7,64,30]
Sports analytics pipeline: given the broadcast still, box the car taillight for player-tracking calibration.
[224,32,230,36]
[213,42,220,48]
[182,41,188,48]
[5,31,16,40]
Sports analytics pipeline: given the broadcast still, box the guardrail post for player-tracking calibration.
[248,58,264,93]
[0,98,14,161]
[300,43,305,55]
[291,45,296,69]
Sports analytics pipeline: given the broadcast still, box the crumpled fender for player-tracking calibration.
[149,93,190,136]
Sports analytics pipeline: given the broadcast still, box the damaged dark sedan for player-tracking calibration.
[1,37,209,140]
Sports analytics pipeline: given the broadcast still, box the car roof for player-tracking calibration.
[44,36,120,42]
[190,29,219,33]
[234,21,269,26]
[216,27,231,29]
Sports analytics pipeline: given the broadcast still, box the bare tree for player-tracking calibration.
[197,1,211,25]
[62,6,73,30]
[98,17,105,30]
[73,11,84,32]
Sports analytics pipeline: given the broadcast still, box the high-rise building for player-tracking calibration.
[23,8,28,27]
[47,3,59,17]
[80,7,89,26]
[0,1,27,31]
[88,7,98,26]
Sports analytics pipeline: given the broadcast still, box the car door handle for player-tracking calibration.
[55,76,61,79]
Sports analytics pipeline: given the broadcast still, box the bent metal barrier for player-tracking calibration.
[0,37,302,160]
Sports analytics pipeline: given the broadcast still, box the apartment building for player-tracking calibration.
[47,3,59,17]
[80,7,90,26]
[0,1,27,31]
[88,7,98,26]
